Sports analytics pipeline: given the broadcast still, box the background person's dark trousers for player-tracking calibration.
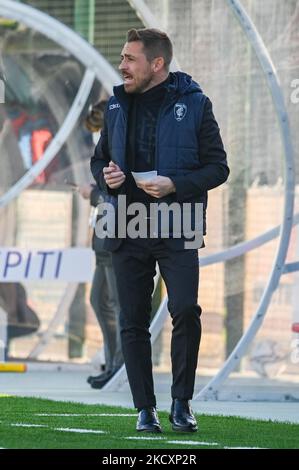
[90,263,123,372]
[112,238,202,410]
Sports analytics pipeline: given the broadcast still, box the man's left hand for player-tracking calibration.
[137,176,176,198]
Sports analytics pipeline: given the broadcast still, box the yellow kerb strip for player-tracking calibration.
[0,363,27,373]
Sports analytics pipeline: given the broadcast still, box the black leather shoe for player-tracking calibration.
[88,370,114,389]
[87,372,106,385]
[169,399,198,432]
[88,366,121,389]
[136,407,162,433]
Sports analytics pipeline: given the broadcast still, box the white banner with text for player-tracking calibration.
[0,247,94,282]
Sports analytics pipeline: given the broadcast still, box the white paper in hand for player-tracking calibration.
[131,170,157,183]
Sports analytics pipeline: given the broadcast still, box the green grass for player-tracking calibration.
[0,396,298,449]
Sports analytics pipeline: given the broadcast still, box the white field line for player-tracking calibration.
[167,440,219,446]
[125,436,165,441]
[224,446,267,449]
[8,422,106,434]
[125,437,219,446]
[35,413,137,417]
[5,420,268,448]
[54,428,106,434]
[125,437,267,449]
[10,423,48,428]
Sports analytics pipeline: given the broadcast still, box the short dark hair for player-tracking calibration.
[127,28,173,70]
[84,99,107,132]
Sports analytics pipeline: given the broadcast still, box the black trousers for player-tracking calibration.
[112,238,201,410]
[90,262,123,372]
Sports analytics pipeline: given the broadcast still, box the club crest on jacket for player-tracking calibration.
[174,103,187,121]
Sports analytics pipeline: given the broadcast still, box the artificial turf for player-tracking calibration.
[0,396,298,449]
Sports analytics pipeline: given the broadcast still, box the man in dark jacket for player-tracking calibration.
[91,28,229,433]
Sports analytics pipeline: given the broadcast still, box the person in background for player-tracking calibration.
[79,100,123,389]
[0,283,40,359]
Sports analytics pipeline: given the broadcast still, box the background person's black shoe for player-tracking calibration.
[87,371,110,386]
[136,407,162,433]
[89,367,121,389]
[169,399,198,432]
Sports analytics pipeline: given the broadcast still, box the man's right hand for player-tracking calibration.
[103,161,126,189]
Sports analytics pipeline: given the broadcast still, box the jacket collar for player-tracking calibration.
[113,71,202,113]
[113,73,181,113]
